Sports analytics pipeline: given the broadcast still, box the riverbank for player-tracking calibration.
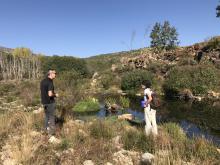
[0,109,219,165]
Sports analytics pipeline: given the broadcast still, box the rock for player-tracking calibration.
[113,149,140,165]
[30,131,41,137]
[207,90,220,99]
[48,136,61,144]
[118,114,134,120]
[74,119,85,125]
[193,96,203,101]
[83,160,94,165]
[33,107,43,114]
[3,159,16,165]
[105,162,113,165]
[111,64,117,72]
[179,89,193,100]
[141,152,155,165]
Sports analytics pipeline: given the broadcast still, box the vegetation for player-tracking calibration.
[72,98,100,113]
[0,49,41,80]
[164,65,220,96]
[41,55,90,77]
[217,3,220,17]
[150,21,179,50]
[121,70,154,91]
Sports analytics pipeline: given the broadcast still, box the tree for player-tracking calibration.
[150,21,179,50]
[217,4,220,17]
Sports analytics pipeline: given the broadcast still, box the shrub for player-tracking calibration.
[72,98,100,113]
[121,70,154,91]
[164,65,220,96]
[204,37,220,50]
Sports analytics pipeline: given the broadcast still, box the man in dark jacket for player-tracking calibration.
[40,69,58,135]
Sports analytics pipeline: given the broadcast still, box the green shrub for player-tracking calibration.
[122,129,155,153]
[164,65,220,95]
[204,37,220,50]
[73,98,100,113]
[121,70,154,91]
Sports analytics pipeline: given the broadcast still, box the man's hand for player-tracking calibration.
[55,93,59,97]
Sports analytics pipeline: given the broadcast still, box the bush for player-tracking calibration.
[204,37,220,50]
[164,65,220,95]
[121,70,154,91]
[72,98,100,113]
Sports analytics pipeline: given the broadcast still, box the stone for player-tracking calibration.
[74,119,85,125]
[105,163,113,165]
[141,152,155,165]
[83,160,94,165]
[3,159,16,165]
[118,114,134,120]
[48,136,61,144]
[113,149,140,165]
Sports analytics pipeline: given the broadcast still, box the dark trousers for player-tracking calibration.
[43,103,56,135]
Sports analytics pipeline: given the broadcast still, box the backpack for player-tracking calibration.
[150,91,161,108]
[143,89,161,109]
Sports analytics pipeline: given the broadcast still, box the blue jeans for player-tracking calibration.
[43,103,56,135]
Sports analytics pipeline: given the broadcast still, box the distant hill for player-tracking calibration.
[0,46,13,53]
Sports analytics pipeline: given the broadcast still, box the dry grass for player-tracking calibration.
[0,110,219,165]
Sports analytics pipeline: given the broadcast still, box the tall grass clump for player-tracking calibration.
[119,96,130,109]
[121,128,155,153]
[89,120,114,139]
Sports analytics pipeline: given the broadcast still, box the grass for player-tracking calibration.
[72,98,100,113]
[0,106,219,164]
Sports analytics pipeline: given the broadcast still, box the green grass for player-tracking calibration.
[72,98,100,113]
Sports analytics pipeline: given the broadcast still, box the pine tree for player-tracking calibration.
[150,21,179,50]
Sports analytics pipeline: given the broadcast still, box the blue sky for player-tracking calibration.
[0,0,219,57]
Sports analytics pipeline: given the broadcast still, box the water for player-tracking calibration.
[75,95,220,146]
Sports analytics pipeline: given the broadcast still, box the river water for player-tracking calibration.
[75,95,220,147]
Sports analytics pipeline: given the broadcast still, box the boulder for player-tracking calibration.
[118,114,134,121]
[113,149,140,165]
[141,152,155,165]
[48,136,61,144]
[83,160,94,165]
